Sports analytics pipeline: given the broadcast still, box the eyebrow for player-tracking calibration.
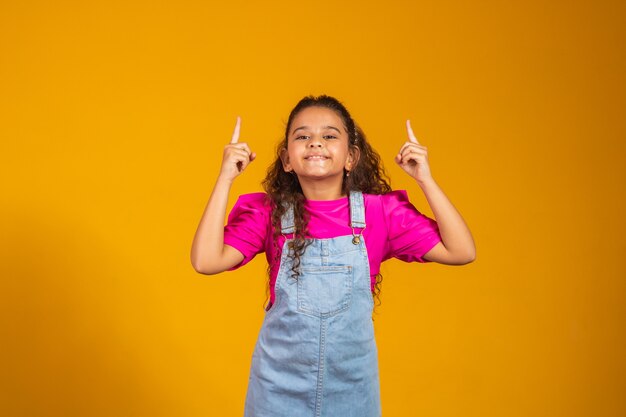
[291,125,342,135]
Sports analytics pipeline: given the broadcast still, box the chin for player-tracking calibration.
[297,172,343,181]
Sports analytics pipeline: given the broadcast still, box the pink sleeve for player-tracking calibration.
[223,192,270,270]
[382,190,442,263]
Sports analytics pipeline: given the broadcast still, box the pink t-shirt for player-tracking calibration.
[223,190,442,305]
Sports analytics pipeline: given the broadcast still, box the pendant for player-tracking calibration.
[352,236,361,245]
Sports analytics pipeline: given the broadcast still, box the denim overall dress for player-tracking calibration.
[244,191,381,417]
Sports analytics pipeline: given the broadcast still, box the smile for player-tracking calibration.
[304,155,329,160]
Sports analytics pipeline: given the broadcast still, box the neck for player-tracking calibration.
[298,178,345,201]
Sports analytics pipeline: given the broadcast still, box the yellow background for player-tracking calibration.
[1,0,625,416]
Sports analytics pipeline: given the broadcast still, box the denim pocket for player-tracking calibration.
[297,266,353,317]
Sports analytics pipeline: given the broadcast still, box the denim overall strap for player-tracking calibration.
[349,191,366,229]
[280,203,295,235]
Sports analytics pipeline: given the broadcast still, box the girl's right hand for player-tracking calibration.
[219,117,256,181]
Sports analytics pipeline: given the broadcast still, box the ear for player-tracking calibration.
[345,146,360,172]
[280,147,292,172]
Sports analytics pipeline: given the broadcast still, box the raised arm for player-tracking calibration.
[395,120,476,265]
[190,117,257,274]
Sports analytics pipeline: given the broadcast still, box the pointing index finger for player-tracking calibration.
[406,119,420,144]
[230,116,241,144]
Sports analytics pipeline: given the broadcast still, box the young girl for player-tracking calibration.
[191,95,475,417]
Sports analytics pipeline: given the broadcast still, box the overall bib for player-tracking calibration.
[244,191,381,417]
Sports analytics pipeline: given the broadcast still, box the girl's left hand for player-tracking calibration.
[395,120,433,184]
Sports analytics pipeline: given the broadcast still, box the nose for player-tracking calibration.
[308,136,323,147]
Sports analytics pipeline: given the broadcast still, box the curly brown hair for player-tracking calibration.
[262,95,392,311]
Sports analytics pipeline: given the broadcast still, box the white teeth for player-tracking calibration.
[306,156,327,160]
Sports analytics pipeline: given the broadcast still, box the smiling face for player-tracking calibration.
[280,106,357,195]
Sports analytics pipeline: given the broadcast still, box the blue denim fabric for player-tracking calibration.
[244,192,381,417]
